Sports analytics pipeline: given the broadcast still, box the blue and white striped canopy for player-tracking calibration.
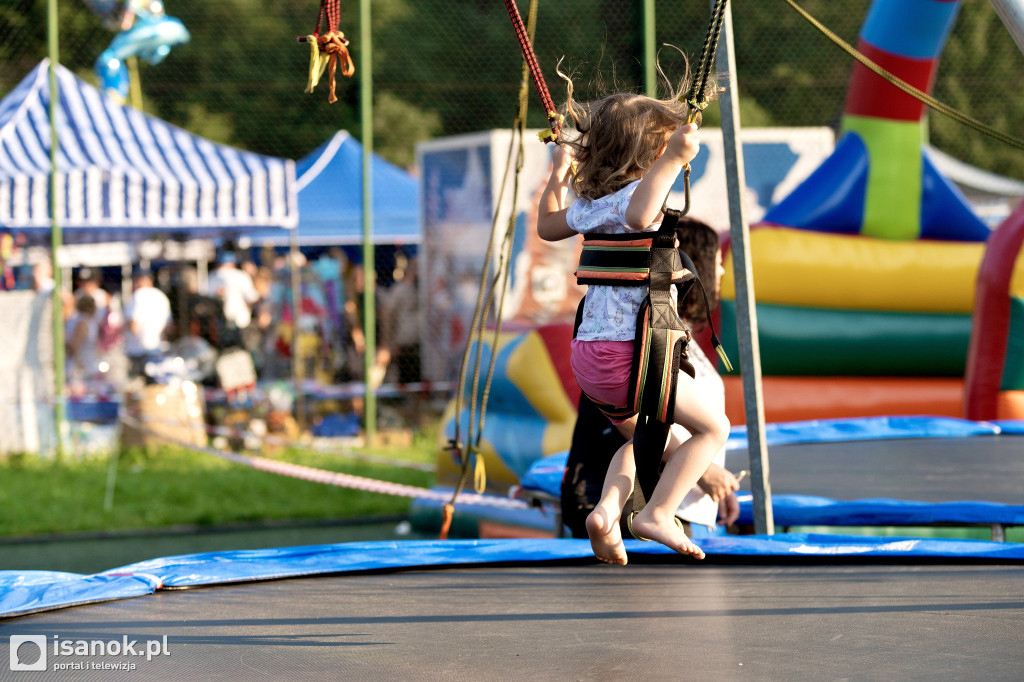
[0,60,298,243]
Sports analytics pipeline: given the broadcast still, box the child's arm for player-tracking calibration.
[625,123,700,230]
[537,144,577,242]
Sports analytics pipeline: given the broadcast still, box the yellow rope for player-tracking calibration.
[783,0,1024,151]
[304,34,329,93]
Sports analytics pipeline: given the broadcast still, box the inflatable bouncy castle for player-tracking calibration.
[431,0,1024,497]
[717,0,1024,424]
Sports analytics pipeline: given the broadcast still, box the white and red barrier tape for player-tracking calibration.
[118,413,529,511]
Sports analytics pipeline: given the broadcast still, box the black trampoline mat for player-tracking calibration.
[2,562,1023,681]
[725,436,1024,504]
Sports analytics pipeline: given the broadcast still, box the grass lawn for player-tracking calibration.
[0,430,438,539]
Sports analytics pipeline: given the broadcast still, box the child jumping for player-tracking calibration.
[537,87,731,565]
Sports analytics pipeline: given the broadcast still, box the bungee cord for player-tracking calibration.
[442,0,543,540]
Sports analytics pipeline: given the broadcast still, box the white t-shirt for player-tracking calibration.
[673,340,728,529]
[567,180,665,342]
[124,286,172,356]
[206,266,259,328]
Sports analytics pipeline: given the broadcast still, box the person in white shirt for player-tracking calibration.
[206,251,260,335]
[123,268,172,377]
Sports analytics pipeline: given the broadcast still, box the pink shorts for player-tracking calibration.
[570,339,634,424]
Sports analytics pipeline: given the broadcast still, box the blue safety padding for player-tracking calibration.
[518,452,569,496]
[3,535,1023,619]
[409,494,558,532]
[992,420,1024,435]
[519,417,1011,500]
[724,415,1002,451]
[656,533,1024,559]
[861,0,960,60]
[0,571,160,620]
[735,493,1024,527]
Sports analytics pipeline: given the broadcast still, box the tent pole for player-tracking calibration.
[990,0,1024,56]
[714,1,774,534]
[360,0,377,446]
[642,0,656,96]
[289,229,306,429]
[48,0,66,458]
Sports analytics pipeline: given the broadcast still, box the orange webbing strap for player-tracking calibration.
[629,211,696,507]
[321,32,355,103]
[439,503,455,540]
[299,0,355,103]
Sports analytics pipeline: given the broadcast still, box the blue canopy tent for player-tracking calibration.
[243,130,419,247]
[0,60,298,243]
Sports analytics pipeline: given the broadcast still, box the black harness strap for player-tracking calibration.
[629,208,693,506]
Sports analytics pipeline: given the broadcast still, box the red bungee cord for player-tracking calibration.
[504,0,561,143]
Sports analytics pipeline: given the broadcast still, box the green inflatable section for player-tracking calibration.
[719,301,972,377]
[1001,297,1024,391]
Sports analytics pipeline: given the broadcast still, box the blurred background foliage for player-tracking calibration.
[1,0,1022,178]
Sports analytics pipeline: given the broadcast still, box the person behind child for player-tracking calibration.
[537,81,730,565]
[381,254,422,385]
[560,217,741,540]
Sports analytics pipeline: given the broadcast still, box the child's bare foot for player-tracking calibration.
[629,511,705,560]
[586,507,628,565]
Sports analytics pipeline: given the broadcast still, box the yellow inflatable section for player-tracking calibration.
[437,327,579,493]
[721,227,985,314]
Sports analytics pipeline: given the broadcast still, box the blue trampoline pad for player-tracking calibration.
[724,435,1023,504]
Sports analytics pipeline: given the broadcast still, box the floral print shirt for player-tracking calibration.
[568,180,660,342]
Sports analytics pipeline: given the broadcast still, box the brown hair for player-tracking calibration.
[558,58,719,200]
[674,217,722,327]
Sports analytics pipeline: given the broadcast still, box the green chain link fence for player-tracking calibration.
[1,0,1022,439]
[3,1,1021,175]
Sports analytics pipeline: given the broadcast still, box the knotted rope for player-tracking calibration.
[504,0,562,143]
[299,0,355,103]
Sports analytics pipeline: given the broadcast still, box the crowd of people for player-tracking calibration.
[15,248,423,404]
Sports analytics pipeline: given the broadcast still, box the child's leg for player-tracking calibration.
[629,371,730,559]
[586,437,635,565]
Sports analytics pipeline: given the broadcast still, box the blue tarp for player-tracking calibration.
[993,419,1024,434]
[724,415,1002,451]
[4,535,1024,619]
[0,61,297,243]
[521,416,1019,500]
[244,131,419,246]
[734,494,1024,527]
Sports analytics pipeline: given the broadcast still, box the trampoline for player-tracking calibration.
[2,556,1023,680]
[3,422,1024,679]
